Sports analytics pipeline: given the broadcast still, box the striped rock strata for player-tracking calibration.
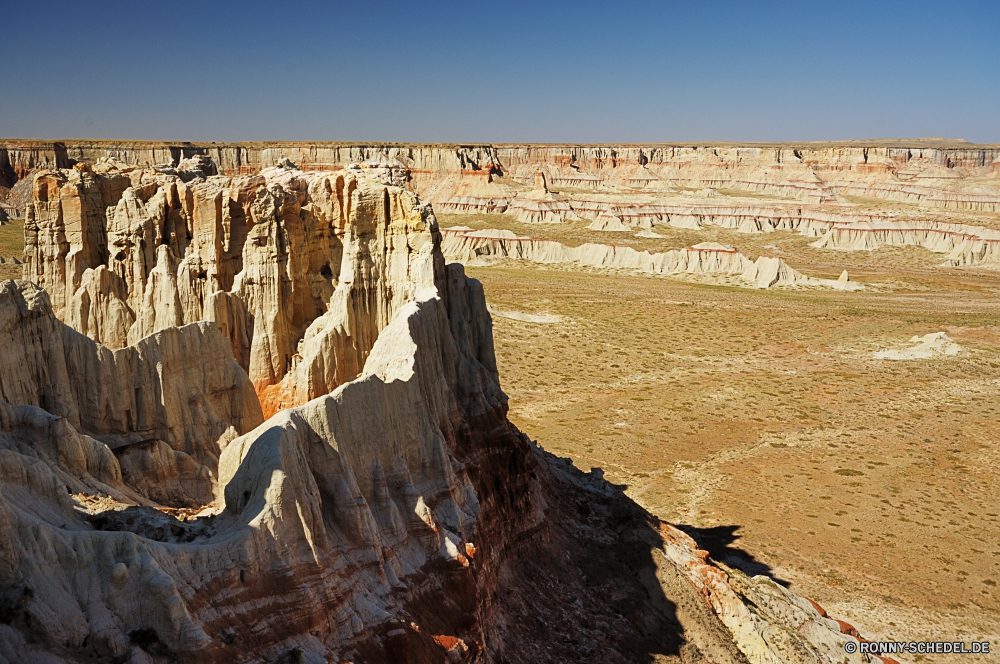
[4,140,999,215]
[441,227,860,291]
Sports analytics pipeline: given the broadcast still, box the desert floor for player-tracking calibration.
[443,211,1000,662]
[4,203,997,661]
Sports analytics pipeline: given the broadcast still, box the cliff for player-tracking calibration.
[22,157,442,418]
[0,275,882,664]
[0,153,903,663]
[440,228,860,290]
[3,139,999,214]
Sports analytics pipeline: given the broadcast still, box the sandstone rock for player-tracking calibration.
[68,266,134,349]
[442,227,861,290]
[116,439,217,506]
[5,139,1000,213]
[506,192,579,223]
[533,170,548,192]
[0,265,525,663]
[0,260,863,663]
[23,162,447,418]
[0,279,262,494]
[0,153,925,663]
[811,216,1000,268]
[587,215,630,231]
[873,331,962,360]
[14,140,1000,270]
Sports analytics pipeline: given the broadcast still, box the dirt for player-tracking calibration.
[463,229,1000,661]
[0,219,24,280]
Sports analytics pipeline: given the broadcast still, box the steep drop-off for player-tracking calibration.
[0,154,899,663]
[440,227,859,290]
[8,139,1000,271]
[22,157,440,418]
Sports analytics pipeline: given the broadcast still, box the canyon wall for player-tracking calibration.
[0,274,883,664]
[21,157,443,418]
[3,139,999,212]
[440,228,859,290]
[0,151,922,662]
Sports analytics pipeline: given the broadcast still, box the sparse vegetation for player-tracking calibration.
[462,211,1000,651]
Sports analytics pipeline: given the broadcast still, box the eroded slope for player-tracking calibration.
[0,156,887,663]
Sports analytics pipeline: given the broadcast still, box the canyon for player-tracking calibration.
[0,139,998,663]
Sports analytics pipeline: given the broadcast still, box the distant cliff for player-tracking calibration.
[3,138,999,188]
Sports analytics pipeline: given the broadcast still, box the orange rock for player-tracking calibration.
[835,619,860,638]
[432,634,461,649]
[806,597,828,617]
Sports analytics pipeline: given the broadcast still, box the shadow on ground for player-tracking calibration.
[490,450,750,664]
[676,523,791,587]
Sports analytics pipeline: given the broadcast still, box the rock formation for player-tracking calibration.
[8,138,1000,269]
[441,227,861,290]
[0,271,883,664]
[810,216,1000,267]
[0,279,262,507]
[5,138,999,214]
[873,331,962,360]
[0,152,913,663]
[22,157,441,418]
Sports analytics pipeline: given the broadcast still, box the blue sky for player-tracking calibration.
[3,1,998,143]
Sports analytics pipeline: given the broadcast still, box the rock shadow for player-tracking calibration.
[83,504,214,543]
[676,523,791,587]
[493,450,748,664]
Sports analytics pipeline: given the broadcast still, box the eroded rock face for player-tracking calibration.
[1,156,892,663]
[6,139,1000,213]
[0,270,531,663]
[23,159,442,419]
[0,279,262,505]
[440,227,861,290]
[0,271,867,664]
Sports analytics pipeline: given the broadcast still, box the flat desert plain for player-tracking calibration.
[440,211,1000,661]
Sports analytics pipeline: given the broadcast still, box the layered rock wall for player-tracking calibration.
[441,228,859,289]
[4,140,1000,213]
[0,270,544,663]
[0,278,263,507]
[22,158,442,418]
[0,272,877,664]
[0,150,940,663]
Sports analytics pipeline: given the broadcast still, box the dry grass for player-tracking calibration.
[0,219,24,280]
[466,261,1000,658]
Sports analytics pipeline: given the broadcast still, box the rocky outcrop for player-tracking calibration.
[506,194,579,224]
[442,192,1000,269]
[441,227,861,290]
[5,140,1000,215]
[0,154,909,663]
[0,142,69,187]
[0,278,262,508]
[811,216,1000,267]
[0,268,879,663]
[22,159,442,419]
[873,331,962,360]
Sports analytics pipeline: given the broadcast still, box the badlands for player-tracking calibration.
[0,139,998,663]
